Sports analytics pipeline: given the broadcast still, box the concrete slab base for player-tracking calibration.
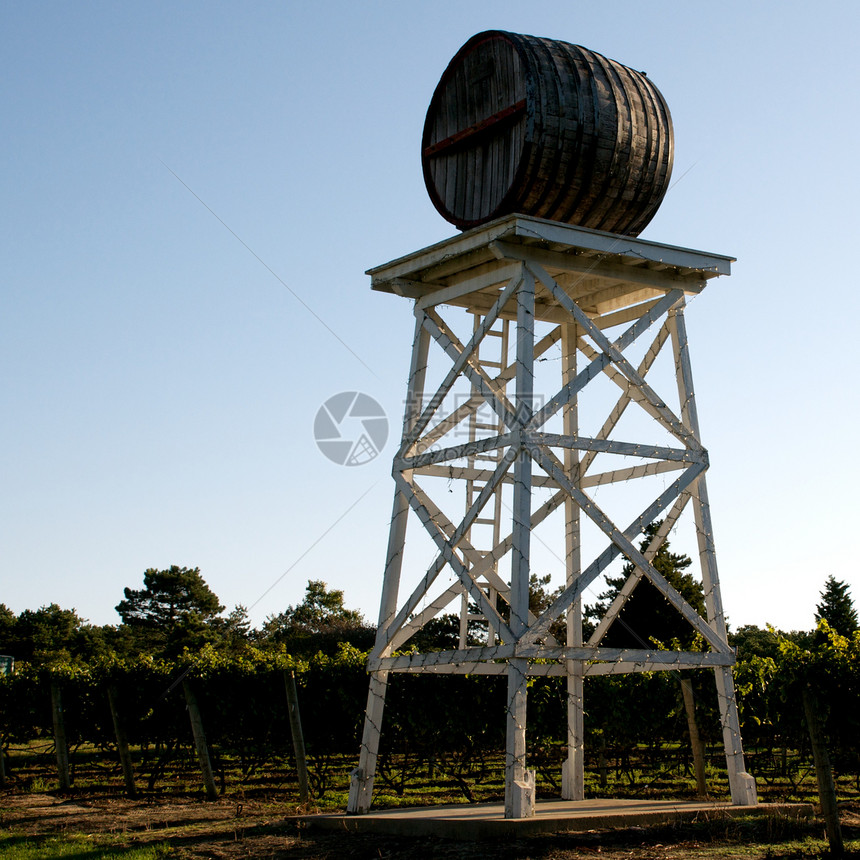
[296,799,813,841]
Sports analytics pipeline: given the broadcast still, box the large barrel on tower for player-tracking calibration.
[421,30,674,236]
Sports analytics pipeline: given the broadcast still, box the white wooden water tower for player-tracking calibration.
[347,30,757,818]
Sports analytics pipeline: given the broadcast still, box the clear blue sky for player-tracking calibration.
[3,1,858,634]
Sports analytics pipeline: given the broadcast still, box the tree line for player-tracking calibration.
[1,555,858,810]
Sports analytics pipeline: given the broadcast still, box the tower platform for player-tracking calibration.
[369,213,733,325]
[302,799,810,841]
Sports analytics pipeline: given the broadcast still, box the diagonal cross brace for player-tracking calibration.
[393,470,515,644]
[400,273,522,457]
[395,431,517,472]
[417,327,560,452]
[578,322,671,477]
[374,449,519,658]
[529,445,728,653]
[527,264,699,451]
[520,452,726,652]
[587,492,691,646]
[528,285,684,432]
[422,309,519,434]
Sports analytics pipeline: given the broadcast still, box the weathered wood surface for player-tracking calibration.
[107,685,137,798]
[182,680,218,802]
[284,670,310,805]
[422,31,673,235]
[50,681,71,791]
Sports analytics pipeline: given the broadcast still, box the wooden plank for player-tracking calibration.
[416,325,558,450]
[520,457,709,648]
[368,214,733,295]
[374,318,431,637]
[581,459,688,487]
[491,240,707,294]
[415,263,522,311]
[384,652,735,675]
[393,470,515,644]
[587,495,689,646]
[529,265,701,451]
[417,463,555,488]
[373,468,513,659]
[412,459,517,597]
[528,448,727,654]
[369,643,515,672]
[396,431,515,472]
[510,216,734,273]
[401,279,520,457]
[512,646,735,664]
[529,433,703,464]
[388,584,463,651]
[577,322,670,478]
[421,308,519,430]
[510,269,535,636]
[528,288,683,432]
[424,99,527,158]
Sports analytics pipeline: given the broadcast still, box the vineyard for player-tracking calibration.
[1,627,859,810]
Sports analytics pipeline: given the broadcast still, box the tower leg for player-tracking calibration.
[348,317,430,815]
[504,659,535,818]
[504,268,536,819]
[561,323,584,801]
[715,666,757,805]
[348,670,389,813]
[670,304,756,806]
[562,660,585,801]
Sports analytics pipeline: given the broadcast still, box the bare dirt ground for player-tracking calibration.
[1,791,858,859]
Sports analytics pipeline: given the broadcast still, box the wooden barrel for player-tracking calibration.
[421,31,674,236]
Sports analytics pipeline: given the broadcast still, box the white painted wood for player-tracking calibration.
[372,469,515,660]
[529,433,703,464]
[348,317,430,814]
[348,670,388,813]
[388,583,462,651]
[588,494,690,646]
[669,302,755,807]
[402,275,521,456]
[368,215,732,295]
[561,323,585,801]
[504,268,535,819]
[421,308,518,431]
[521,458,712,647]
[414,327,559,452]
[353,221,747,816]
[415,263,523,310]
[394,471,515,644]
[461,312,512,647]
[527,265,698,450]
[373,647,735,673]
[491,240,707,294]
[529,289,684,431]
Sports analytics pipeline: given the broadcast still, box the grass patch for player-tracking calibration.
[0,833,171,859]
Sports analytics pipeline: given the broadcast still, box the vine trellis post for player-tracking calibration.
[347,215,757,817]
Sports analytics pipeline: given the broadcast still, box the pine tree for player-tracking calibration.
[814,575,858,637]
[260,580,373,653]
[116,566,224,656]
